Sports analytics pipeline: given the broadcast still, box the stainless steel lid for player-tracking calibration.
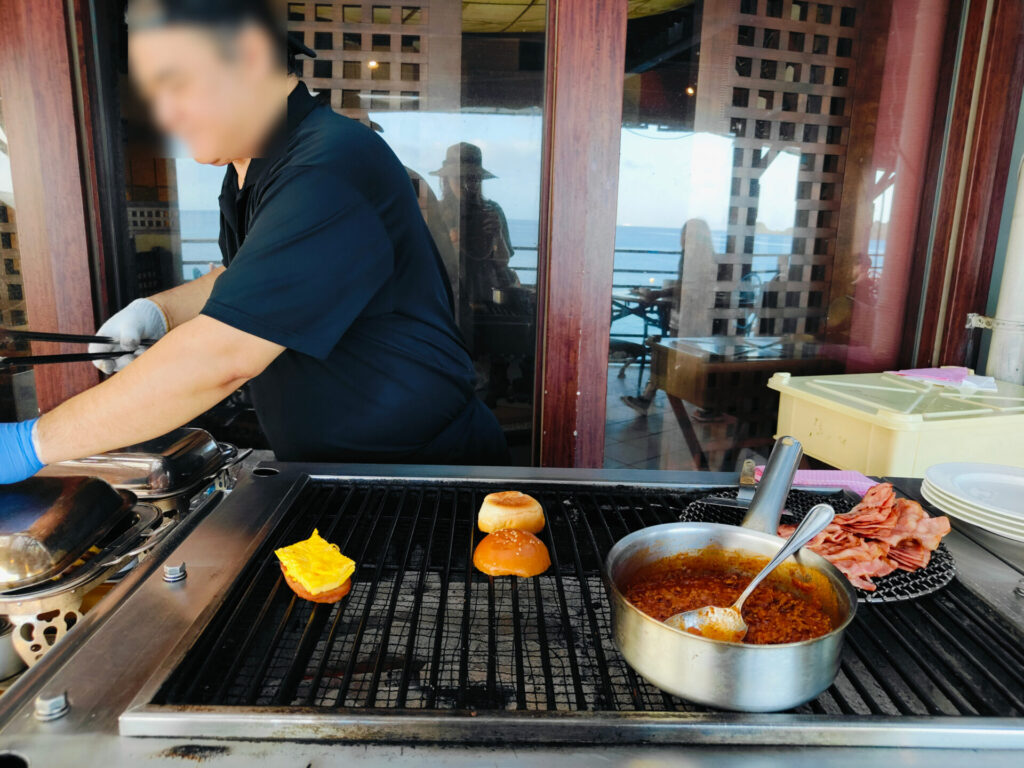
[37,428,223,499]
[0,477,135,590]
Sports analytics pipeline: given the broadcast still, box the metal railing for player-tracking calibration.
[179,239,778,342]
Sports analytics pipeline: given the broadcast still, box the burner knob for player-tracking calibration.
[34,690,69,721]
[163,562,188,583]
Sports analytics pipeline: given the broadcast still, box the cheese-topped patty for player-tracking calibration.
[274,529,355,595]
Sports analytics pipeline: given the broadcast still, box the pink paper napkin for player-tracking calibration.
[754,467,875,498]
[887,366,970,385]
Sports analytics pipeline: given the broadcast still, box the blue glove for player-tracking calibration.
[0,419,44,484]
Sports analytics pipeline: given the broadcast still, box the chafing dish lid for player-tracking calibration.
[37,428,223,498]
[0,476,133,590]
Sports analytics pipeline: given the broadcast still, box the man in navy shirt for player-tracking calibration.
[0,0,508,482]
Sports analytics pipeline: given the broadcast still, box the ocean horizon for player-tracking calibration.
[178,210,882,340]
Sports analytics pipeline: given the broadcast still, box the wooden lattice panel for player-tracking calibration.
[287,2,460,118]
[0,201,27,329]
[696,0,866,337]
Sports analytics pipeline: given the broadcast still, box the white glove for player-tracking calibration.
[88,298,168,374]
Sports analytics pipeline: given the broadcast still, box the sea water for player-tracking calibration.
[177,211,878,341]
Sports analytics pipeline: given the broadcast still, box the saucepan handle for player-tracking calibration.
[740,436,803,534]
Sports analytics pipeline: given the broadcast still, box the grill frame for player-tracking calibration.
[112,464,1024,748]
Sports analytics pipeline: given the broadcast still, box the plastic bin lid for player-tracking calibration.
[768,371,1024,423]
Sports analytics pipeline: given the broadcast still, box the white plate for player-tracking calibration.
[921,479,1024,528]
[922,478,1024,528]
[924,462,1024,518]
[921,484,1024,542]
[921,484,1024,543]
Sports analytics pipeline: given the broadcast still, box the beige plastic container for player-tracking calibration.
[768,371,1024,477]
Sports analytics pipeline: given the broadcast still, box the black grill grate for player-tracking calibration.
[157,479,1024,719]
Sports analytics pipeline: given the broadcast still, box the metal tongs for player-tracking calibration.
[0,328,157,370]
[701,458,760,509]
[703,440,848,513]
[700,440,802,518]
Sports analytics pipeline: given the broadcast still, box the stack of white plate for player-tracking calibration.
[922,463,1024,543]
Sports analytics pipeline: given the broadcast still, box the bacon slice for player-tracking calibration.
[908,514,951,551]
[854,482,895,511]
[830,557,899,591]
[835,483,899,538]
[887,541,932,571]
[776,483,951,591]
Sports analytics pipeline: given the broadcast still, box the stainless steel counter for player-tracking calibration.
[0,464,1021,767]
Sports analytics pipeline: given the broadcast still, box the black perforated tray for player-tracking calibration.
[681,489,956,603]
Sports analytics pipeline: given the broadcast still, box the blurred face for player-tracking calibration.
[129,23,287,165]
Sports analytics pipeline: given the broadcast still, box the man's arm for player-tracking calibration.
[149,266,226,329]
[87,267,228,374]
[36,313,282,464]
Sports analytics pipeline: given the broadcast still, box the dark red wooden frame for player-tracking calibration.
[534,0,628,467]
[0,0,100,411]
[907,0,1024,367]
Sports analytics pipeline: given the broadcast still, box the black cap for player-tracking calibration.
[126,0,317,66]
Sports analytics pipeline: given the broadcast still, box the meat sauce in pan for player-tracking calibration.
[625,551,836,645]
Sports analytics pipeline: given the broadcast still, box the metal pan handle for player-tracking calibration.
[740,436,802,534]
[98,505,175,568]
[218,442,252,469]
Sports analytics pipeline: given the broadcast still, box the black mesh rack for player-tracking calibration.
[156,478,1024,723]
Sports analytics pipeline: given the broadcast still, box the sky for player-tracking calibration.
[0,123,14,207]
[173,111,803,235]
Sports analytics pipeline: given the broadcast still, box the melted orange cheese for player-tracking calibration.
[274,529,355,595]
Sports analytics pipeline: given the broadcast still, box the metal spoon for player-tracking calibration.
[664,503,836,642]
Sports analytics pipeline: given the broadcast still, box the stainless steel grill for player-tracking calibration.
[155,479,1024,722]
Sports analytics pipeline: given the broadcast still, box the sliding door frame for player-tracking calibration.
[0,0,100,411]
[907,0,1024,367]
[534,0,628,467]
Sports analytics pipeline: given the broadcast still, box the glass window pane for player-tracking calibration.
[0,86,39,419]
[606,0,952,471]
[107,0,545,464]
[313,59,333,78]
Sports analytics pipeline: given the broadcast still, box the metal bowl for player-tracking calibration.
[0,477,135,591]
[605,522,858,712]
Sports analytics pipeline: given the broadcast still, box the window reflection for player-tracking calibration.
[607,0,948,472]
[0,88,38,419]
[113,1,545,462]
[288,1,545,458]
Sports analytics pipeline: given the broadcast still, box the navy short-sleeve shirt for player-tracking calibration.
[201,82,508,465]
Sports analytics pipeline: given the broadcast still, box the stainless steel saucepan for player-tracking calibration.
[604,437,858,712]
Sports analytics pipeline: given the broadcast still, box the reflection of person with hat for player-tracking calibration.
[0,0,511,486]
[433,143,519,310]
